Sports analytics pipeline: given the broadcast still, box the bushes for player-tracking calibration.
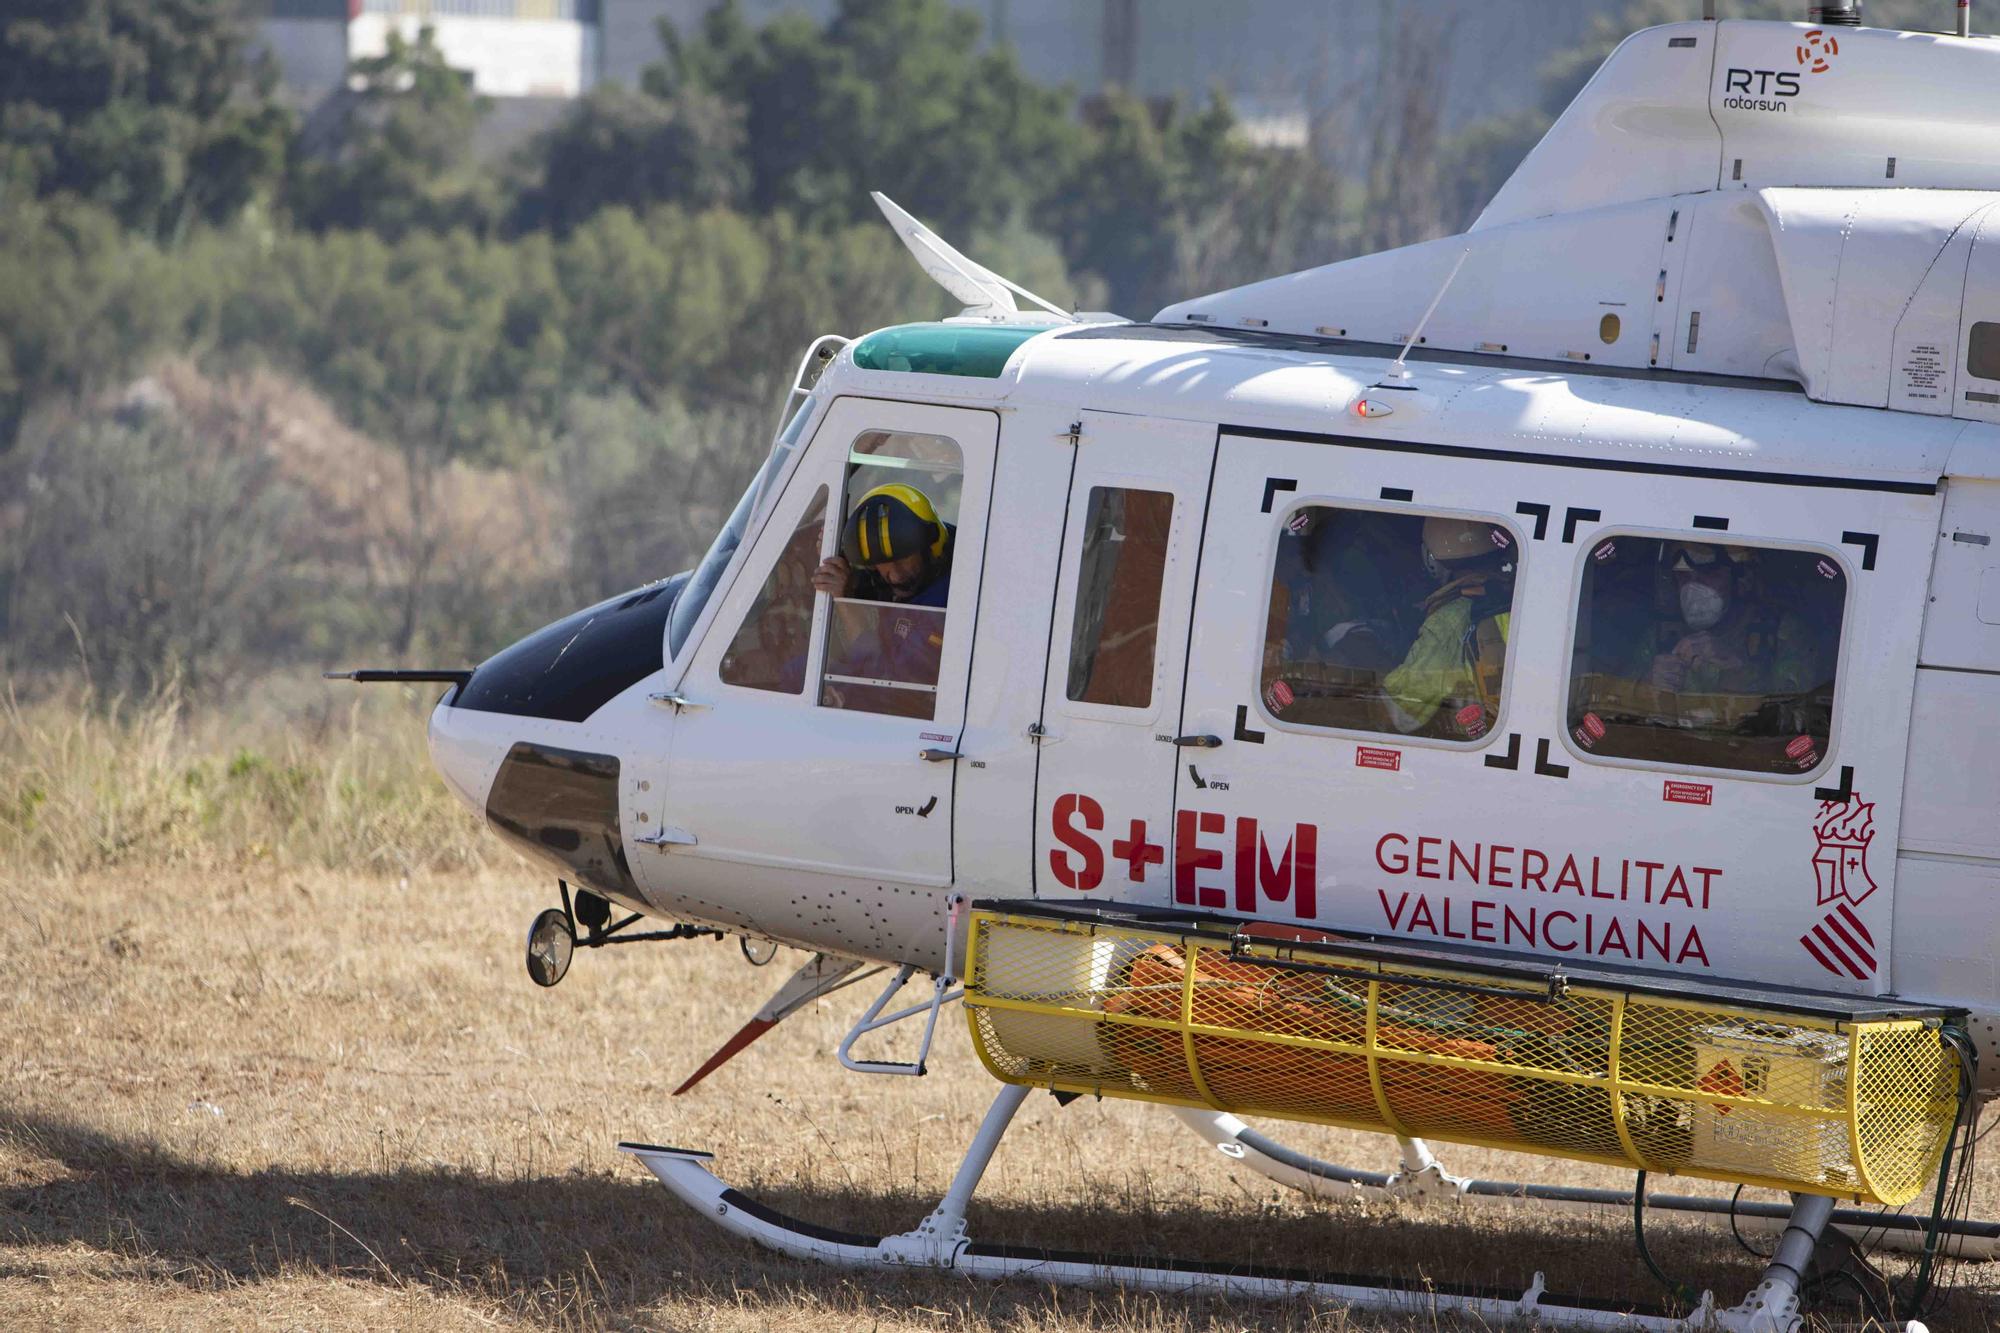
[0,362,568,690]
[2,381,299,695]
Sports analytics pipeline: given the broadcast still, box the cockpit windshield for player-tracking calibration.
[666,400,816,659]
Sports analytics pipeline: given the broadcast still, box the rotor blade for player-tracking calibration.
[870,192,1073,321]
[672,954,875,1095]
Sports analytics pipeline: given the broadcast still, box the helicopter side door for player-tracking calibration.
[1174,426,1940,995]
[1032,412,1217,903]
[638,397,997,962]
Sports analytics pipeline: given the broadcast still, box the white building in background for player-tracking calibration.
[348,0,601,98]
[256,0,601,104]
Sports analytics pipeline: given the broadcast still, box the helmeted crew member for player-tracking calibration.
[812,483,954,606]
[1382,517,1515,736]
[813,484,955,696]
[1641,542,1818,695]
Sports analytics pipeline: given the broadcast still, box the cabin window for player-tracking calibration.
[819,431,964,719]
[1258,505,1520,743]
[718,486,828,694]
[1970,321,2000,381]
[1565,535,1847,777]
[1067,487,1175,708]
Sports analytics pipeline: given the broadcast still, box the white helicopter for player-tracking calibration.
[334,5,2000,1329]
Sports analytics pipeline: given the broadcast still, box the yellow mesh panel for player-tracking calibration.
[964,911,1960,1206]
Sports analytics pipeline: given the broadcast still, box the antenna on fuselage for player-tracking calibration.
[871,192,1076,323]
[1382,245,1471,383]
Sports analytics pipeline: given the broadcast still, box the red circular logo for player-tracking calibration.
[1797,29,1839,74]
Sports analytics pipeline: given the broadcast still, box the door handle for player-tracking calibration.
[919,748,962,763]
[647,691,706,712]
[1169,734,1222,748]
[636,826,698,849]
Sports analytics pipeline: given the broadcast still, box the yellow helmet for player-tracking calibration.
[841,484,947,565]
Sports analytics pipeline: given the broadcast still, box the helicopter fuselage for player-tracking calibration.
[425,315,2000,1089]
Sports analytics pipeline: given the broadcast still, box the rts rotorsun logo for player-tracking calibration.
[1722,28,1839,113]
[1797,27,1840,73]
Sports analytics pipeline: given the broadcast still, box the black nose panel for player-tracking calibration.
[453,574,685,723]
[484,742,641,903]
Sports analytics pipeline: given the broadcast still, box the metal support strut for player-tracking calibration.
[1710,1194,1835,1333]
[877,1083,1030,1266]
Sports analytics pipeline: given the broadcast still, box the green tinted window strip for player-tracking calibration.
[850,323,1047,378]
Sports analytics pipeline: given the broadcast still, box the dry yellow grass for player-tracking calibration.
[3,699,1997,1330]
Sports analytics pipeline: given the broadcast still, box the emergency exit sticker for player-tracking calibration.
[1356,746,1402,772]
[1664,780,1713,806]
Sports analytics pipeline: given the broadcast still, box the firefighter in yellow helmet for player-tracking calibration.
[1381,516,1515,737]
[813,485,955,713]
[813,483,954,606]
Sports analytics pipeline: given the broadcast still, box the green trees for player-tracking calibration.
[518,0,1350,317]
[510,83,748,233]
[649,0,1075,235]
[1043,90,1347,317]
[20,0,1878,690]
[286,26,499,239]
[0,0,291,239]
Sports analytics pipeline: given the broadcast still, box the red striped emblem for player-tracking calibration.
[1799,903,1876,980]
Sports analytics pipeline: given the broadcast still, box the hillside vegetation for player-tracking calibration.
[11,0,1963,697]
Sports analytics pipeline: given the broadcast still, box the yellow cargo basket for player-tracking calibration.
[964,904,1963,1206]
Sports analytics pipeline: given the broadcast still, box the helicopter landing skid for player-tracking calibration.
[1173,1107,2000,1263]
[622,1084,1926,1331]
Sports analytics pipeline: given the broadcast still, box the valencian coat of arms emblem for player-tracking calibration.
[1801,796,1880,980]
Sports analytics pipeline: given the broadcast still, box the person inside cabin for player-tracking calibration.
[813,483,955,695]
[1271,507,1411,671]
[1638,542,1820,698]
[814,483,955,605]
[1380,517,1516,737]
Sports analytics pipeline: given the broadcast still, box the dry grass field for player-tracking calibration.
[3,690,1997,1331]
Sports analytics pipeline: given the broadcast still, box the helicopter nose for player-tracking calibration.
[424,576,687,816]
[427,693,506,813]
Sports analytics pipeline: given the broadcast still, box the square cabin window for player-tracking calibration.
[1969,321,2000,382]
[819,431,962,720]
[1258,505,1520,743]
[1067,487,1175,708]
[1566,535,1847,776]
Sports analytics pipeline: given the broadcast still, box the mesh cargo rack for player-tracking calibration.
[963,900,1963,1205]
